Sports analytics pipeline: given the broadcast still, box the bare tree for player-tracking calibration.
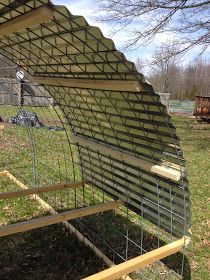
[96,0,210,55]
[135,57,145,72]
[148,44,181,93]
[148,55,210,100]
[182,58,210,98]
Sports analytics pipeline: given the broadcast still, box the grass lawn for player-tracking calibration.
[0,110,209,279]
[172,116,210,280]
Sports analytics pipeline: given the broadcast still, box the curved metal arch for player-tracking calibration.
[0,0,191,239]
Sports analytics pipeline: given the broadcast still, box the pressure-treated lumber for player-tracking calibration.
[82,237,188,280]
[32,77,142,92]
[3,171,132,280]
[0,5,54,37]
[72,136,182,181]
[0,200,122,237]
[0,181,83,200]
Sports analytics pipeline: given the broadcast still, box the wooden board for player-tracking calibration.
[3,171,132,280]
[0,181,83,199]
[0,200,123,237]
[0,170,9,176]
[32,77,142,92]
[82,237,188,280]
[0,5,54,37]
[72,136,182,181]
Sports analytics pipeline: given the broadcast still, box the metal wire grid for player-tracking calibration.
[0,65,188,279]
[2,67,188,275]
[0,1,187,168]
[0,1,191,278]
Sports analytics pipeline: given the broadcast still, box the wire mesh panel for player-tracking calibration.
[0,1,191,279]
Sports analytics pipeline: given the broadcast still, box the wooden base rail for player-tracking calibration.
[0,170,132,280]
[0,200,123,237]
[82,237,190,280]
[0,170,9,176]
[0,181,83,200]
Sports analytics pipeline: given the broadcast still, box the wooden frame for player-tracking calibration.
[82,237,190,280]
[1,171,190,279]
[0,181,83,199]
[0,200,122,237]
[32,77,142,92]
[0,5,54,37]
[72,136,182,181]
[1,170,131,280]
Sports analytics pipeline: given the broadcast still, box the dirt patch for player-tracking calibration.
[0,224,106,280]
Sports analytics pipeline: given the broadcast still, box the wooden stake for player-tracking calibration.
[0,5,54,37]
[0,181,83,200]
[82,238,187,280]
[32,76,142,92]
[72,136,182,181]
[0,200,122,237]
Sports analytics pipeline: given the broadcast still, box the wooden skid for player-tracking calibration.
[72,136,182,181]
[32,77,142,92]
[0,200,123,237]
[0,5,54,37]
[0,181,83,200]
[82,238,187,280]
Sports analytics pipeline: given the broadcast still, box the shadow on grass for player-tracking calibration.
[72,210,191,279]
[0,223,106,280]
[0,209,191,280]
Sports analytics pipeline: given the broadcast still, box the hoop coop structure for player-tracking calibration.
[0,1,191,279]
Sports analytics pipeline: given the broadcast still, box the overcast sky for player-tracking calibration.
[52,0,208,72]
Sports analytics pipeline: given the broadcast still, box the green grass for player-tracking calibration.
[172,116,210,280]
[0,108,209,279]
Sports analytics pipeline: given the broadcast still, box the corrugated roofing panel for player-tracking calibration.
[0,0,190,237]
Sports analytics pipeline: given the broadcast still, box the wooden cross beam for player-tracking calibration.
[0,200,123,237]
[0,5,54,37]
[1,170,132,280]
[0,181,84,200]
[72,136,182,181]
[82,237,190,280]
[32,76,142,92]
